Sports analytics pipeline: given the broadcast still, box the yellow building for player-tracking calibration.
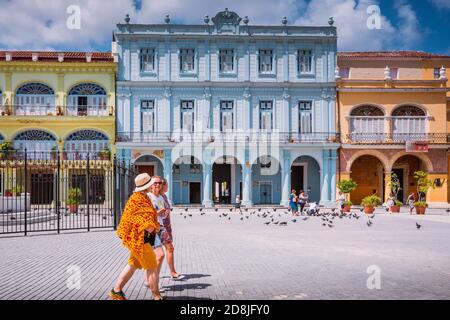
[336,51,450,207]
[0,51,116,207]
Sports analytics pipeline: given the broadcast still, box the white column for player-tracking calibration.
[280,151,291,207]
[242,150,253,207]
[202,163,213,207]
[164,149,173,205]
[320,150,330,205]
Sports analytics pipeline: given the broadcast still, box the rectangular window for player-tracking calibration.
[259,49,273,73]
[434,68,440,79]
[180,49,195,73]
[390,68,399,80]
[299,101,313,133]
[219,49,234,73]
[141,100,155,133]
[339,67,350,78]
[298,50,312,73]
[181,100,195,133]
[259,101,273,130]
[220,101,234,131]
[140,49,155,72]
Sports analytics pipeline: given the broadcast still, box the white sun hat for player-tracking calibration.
[134,173,152,192]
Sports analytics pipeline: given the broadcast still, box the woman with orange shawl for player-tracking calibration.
[109,173,163,300]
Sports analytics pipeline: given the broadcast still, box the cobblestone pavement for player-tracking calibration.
[1,208,450,300]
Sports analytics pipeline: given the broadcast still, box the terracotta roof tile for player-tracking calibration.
[0,51,114,62]
[338,51,450,59]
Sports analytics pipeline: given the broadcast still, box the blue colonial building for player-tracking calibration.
[114,9,338,207]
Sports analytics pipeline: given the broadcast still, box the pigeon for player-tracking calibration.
[219,215,222,218]
[292,219,297,223]
[332,208,336,213]
[302,217,309,221]
[188,214,192,217]
[246,216,249,219]
[273,208,277,212]
[322,223,326,227]
[223,213,228,217]
[241,217,244,221]
[184,216,187,219]
[258,208,262,212]
[180,212,183,216]
[257,214,261,218]
[328,224,334,228]
[200,208,203,212]
[369,214,375,219]
[229,208,233,212]
[245,208,249,212]
[274,221,280,225]
[185,207,188,212]
[228,217,231,221]
[416,223,422,230]
[360,208,364,213]
[271,218,274,222]
[447,209,450,213]
[367,221,373,227]
[215,208,219,212]
[279,222,287,226]
[264,221,271,225]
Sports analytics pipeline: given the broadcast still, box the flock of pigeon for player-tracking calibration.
[176,207,423,230]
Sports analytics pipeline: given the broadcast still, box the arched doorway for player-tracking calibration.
[172,156,203,205]
[251,156,281,204]
[391,155,426,203]
[291,156,320,203]
[14,82,55,116]
[350,155,385,204]
[67,83,108,116]
[134,154,164,178]
[212,155,242,204]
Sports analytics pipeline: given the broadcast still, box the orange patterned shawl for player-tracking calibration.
[117,192,160,256]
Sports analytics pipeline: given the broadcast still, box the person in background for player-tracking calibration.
[407,192,416,215]
[289,190,298,216]
[234,195,243,214]
[297,190,309,215]
[307,201,319,216]
[160,178,184,280]
[386,192,396,213]
[110,173,161,300]
[337,191,346,213]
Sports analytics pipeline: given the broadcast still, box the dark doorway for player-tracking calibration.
[212,163,231,204]
[291,165,304,193]
[260,182,272,204]
[71,174,105,205]
[77,96,88,116]
[393,168,405,203]
[189,182,201,204]
[138,165,155,177]
[31,173,54,205]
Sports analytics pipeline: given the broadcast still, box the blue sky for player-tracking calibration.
[0,0,449,54]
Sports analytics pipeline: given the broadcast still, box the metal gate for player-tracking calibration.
[0,150,136,235]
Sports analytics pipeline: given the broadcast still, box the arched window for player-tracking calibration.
[392,105,427,142]
[13,130,57,158]
[349,105,385,143]
[65,130,109,159]
[67,83,108,116]
[14,83,56,116]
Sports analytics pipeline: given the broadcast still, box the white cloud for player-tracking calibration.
[428,0,450,10]
[0,0,423,52]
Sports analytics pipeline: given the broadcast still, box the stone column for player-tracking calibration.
[321,150,330,205]
[280,150,291,207]
[164,149,173,205]
[242,150,253,207]
[202,162,213,207]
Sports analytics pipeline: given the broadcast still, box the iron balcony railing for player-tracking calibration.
[345,133,450,144]
[1,105,114,117]
[0,150,111,162]
[116,131,341,144]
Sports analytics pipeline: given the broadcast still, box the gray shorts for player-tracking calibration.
[152,229,163,249]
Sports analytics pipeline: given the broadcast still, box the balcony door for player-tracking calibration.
[77,96,88,116]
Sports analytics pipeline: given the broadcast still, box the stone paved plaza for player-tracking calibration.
[1,208,450,300]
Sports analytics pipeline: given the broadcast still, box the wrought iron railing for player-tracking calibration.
[116,131,341,144]
[345,133,450,144]
[0,105,114,117]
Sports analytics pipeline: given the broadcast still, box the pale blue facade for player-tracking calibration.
[114,9,338,207]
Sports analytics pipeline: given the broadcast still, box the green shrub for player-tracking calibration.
[337,179,358,194]
[395,200,403,206]
[344,201,353,206]
[67,188,82,205]
[361,195,382,207]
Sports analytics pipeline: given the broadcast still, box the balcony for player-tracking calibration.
[0,105,114,117]
[117,131,340,144]
[345,133,450,145]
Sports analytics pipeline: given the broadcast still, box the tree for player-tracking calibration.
[413,171,434,203]
[337,179,358,201]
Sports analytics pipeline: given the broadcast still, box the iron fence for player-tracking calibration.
[0,150,136,236]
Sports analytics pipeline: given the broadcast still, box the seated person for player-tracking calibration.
[307,202,319,216]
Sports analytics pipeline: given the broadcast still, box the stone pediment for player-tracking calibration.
[212,8,242,33]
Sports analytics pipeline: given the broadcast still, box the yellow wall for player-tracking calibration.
[0,60,117,155]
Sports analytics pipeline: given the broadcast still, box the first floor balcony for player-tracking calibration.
[1,104,114,117]
[345,133,450,145]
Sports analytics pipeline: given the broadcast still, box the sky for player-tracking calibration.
[0,0,449,54]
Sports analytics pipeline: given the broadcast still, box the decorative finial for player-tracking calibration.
[204,15,210,24]
[124,14,130,24]
[164,14,170,24]
[243,16,249,25]
[282,16,288,26]
[328,17,334,26]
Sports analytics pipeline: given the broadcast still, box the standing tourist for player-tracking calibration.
[109,173,162,300]
[160,178,184,280]
[337,191,346,213]
[297,190,309,215]
[407,192,416,215]
[234,195,243,214]
[289,190,299,216]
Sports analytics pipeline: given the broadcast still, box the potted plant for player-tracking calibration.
[4,189,13,197]
[361,195,382,214]
[386,172,402,213]
[337,179,358,212]
[67,188,82,214]
[413,171,434,215]
[98,148,111,160]
[11,185,23,197]
[0,141,14,160]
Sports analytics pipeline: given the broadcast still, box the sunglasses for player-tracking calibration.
[153,182,162,185]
